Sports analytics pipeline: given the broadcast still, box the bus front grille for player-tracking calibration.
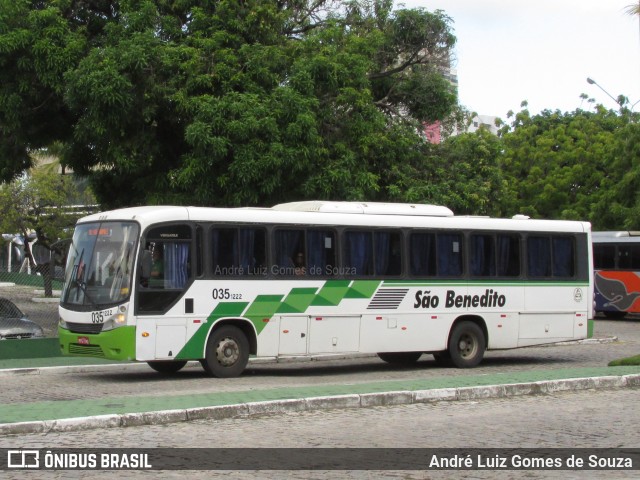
[66,322,104,334]
[68,344,105,357]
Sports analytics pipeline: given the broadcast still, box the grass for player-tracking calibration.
[608,354,640,366]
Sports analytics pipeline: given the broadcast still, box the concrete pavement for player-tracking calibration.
[1,341,639,436]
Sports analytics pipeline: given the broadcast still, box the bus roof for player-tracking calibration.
[592,231,640,243]
[272,201,454,217]
[76,203,591,234]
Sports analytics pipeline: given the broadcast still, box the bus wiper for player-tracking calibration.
[73,278,100,311]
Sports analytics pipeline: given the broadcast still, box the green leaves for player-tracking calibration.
[0,1,458,208]
[500,106,640,228]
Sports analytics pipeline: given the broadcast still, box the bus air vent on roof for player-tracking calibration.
[271,201,454,217]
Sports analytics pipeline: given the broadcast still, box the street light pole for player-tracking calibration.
[586,77,623,107]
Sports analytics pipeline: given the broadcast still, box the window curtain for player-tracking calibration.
[374,232,391,275]
[528,237,551,277]
[410,233,435,276]
[275,230,302,273]
[497,235,519,276]
[307,230,330,273]
[345,232,372,275]
[165,243,189,288]
[552,237,574,277]
[470,235,495,276]
[238,229,256,273]
[437,234,462,276]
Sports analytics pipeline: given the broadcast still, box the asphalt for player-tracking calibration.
[1,341,639,436]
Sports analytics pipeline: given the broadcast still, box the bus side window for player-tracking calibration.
[307,230,335,277]
[618,244,640,270]
[410,232,436,276]
[593,244,615,269]
[553,237,575,277]
[470,234,496,276]
[274,229,305,276]
[437,233,463,276]
[374,231,402,276]
[343,231,373,276]
[527,236,552,277]
[497,234,520,277]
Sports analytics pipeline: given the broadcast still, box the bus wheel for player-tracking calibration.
[201,325,249,378]
[377,352,422,365]
[448,321,485,368]
[147,360,187,374]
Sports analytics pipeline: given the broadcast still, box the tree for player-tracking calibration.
[0,0,458,208]
[625,2,640,16]
[0,165,96,295]
[498,105,640,229]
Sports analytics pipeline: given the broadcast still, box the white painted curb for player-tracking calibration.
[1,374,638,436]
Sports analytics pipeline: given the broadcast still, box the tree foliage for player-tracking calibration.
[0,0,458,208]
[498,105,640,229]
[0,164,96,276]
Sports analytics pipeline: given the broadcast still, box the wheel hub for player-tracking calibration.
[458,335,476,358]
[216,338,239,366]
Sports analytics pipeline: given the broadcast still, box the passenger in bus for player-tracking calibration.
[149,248,164,287]
[293,252,306,276]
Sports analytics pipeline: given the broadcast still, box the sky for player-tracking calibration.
[399,0,640,117]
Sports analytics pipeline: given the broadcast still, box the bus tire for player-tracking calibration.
[377,352,422,365]
[201,325,249,378]
[448,321,485,368]
[147,360,187,374]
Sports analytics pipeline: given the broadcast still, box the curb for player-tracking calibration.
[1,374,638,435]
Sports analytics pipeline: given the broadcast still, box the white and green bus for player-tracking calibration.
[58,201,593,377]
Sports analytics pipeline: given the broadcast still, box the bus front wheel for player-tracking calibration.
[448,321,485,368]
[201,325,250,378]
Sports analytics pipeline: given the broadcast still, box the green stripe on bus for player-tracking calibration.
[244,295,285,334]
[277,288,319,314]
[176,302,250,359]
[310,280,352,306]
[345,280,382,299]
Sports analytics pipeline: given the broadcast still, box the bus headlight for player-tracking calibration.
[58,318,68,329]
[102,313,127,331]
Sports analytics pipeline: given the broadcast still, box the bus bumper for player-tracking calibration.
[58,325,137,361]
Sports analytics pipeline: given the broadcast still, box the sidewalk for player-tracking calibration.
[1,353,639,436]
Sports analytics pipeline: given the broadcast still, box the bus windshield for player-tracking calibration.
[61,221,140,308]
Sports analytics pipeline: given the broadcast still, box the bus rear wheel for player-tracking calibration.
[377,352,422,365]
[147,360,187,374]
[201,325,249,378]
[448,321,485,368]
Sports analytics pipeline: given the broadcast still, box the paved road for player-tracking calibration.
[1,317,638,406]
[0,318,638,479]
[1,386,637,479]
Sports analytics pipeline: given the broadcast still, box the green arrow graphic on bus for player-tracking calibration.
[175,280,383,360]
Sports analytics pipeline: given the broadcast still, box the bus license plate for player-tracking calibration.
[78,337,90,345]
